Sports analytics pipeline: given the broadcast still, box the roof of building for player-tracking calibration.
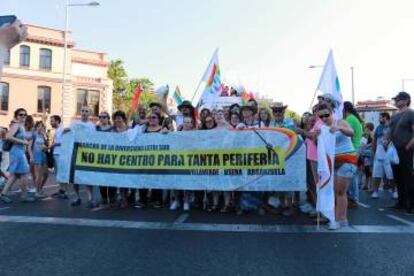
[355,99,397,112]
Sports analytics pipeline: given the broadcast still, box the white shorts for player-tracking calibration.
[372,159,393,180]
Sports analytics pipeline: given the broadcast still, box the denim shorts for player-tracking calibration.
[335,163,357,178]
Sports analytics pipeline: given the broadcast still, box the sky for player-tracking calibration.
[1,0,414,113]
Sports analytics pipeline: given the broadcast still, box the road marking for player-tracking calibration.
[357,202,370,208]
[91,206,107,212]
[41,197,54,201]
[387,214,414,226]
[174,213,189,224]
[0,215,413,234]
[0,207,10,211]
[43,184,60,189]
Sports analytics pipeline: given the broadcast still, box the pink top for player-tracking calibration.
[306,118,323,161]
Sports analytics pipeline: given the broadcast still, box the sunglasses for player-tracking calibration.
[99,116,108,119]
[319,113,331,119]
[273,109,284,113]
[150,116,158,119]
[18,113,27,117]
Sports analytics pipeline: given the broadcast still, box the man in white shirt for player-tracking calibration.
[50,115,67,199]
[68,106,96,207]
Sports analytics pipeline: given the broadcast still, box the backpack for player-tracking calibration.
[2,127,21,152]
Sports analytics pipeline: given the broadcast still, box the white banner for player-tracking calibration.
[57,128,306,191]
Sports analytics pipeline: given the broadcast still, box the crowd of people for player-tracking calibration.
[0,91,413,230]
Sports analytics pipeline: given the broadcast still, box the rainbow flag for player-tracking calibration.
[192,48,222,108]
[173,86,183,105]
[241,87,249,105]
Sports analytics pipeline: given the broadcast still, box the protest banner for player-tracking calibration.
[57,128,305,191]
[208,96,242,109]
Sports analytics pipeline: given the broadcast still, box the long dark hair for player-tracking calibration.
[25,115,34,131]
[343,101,363,123]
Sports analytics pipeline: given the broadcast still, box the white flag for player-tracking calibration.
[192,48,221,108]
[317,50,343,119]
[316,125,336,223]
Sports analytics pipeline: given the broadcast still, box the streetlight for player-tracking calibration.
[350,66,355,105]
[309,64,356,108]
[62,1,100,125]
[401,78,414,91]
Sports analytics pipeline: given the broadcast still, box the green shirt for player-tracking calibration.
[345,114,363,150]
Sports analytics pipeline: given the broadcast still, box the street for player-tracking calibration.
[0,176,414,276]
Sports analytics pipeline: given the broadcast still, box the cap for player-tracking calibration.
[392,91,411,101]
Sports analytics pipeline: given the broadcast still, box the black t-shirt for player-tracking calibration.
[390,109,414,147]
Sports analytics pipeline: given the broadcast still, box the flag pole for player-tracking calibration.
[309,87,318,111]
[191,48,219,104]
[316,185,320,230]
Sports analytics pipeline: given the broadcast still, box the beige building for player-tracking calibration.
[0,24,112,127]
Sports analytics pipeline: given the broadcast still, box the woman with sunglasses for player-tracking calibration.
[212,109,232,213]
[0,108,33,203]
[96,111,114,206]
[136,112,167,209]
[170,116,194,211]
[24,115,36,193]
[111,110,133,208]
[317,104,356,229]
[31,121,49,199]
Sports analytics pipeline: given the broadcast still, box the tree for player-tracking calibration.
[107,59,127,110]
[108,60,158,112]
[123,78,157,113]
[257,98,301,124]
[285,110,301,124]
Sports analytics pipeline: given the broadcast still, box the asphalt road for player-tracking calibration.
[0,176,414,276]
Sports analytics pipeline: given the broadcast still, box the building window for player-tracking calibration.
[39,48,52,70]
[0,82,9,112]
[19,45,30,67]
[37,86,51,113]
[76,89,100,116]
[3,49,10,65]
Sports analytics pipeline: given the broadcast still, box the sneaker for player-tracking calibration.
[169,200,180,211]
[282,207,295,217]
[371,191,379,199]
[392,191,398,200]
[258,208,265,216]
[71,198,81,207]
[58,193,69,199]
[268,196,280,208]
[0,194,12,203]
[86,200,97,209]
[183,202,190,211]
[328,221,339,230]
[134,202,146,209]
[300,203,313,213]
[20,196,35,203]
[34,192,46,199]
[308,208,318,218]
[338,220,349,227]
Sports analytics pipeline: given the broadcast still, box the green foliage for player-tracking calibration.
[285,110,301,124]
[257,98,301,124]
[107,59,128,111]
[107,60,157,113]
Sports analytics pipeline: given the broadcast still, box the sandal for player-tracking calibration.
[220,205,231,213]
[208,205,218,212]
